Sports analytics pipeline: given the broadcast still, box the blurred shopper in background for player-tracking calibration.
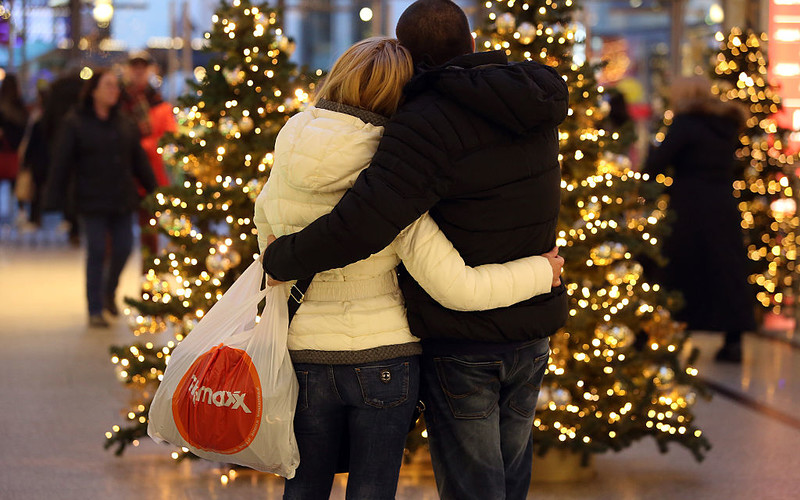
[45,69,157,328]
[603,88,636,148]
[644,75,756,363]
[0,74,29,214]
[42,69,85,245]
[120,50,176,258]
[17,84,51,228]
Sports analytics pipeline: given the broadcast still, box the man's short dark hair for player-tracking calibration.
[395,0,473,66]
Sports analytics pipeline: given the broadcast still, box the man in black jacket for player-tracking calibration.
[263,1,569,497]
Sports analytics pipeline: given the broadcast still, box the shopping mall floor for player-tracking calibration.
[1,219,799,500]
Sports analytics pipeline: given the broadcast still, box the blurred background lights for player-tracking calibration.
[708,4,725,24]
[93,0,114,27]
[359,7,373,22]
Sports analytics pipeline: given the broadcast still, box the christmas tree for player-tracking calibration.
[709,28,799,319]
[104,0,316,456]
[473,0,710,461]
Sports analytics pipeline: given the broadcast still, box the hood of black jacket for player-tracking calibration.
[404,51,569,135]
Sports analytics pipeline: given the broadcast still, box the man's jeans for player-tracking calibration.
[421,337,550,500]
[81,212,134,315]
[283,356,420,500]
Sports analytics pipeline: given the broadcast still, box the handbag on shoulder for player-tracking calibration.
[14,167,34,202]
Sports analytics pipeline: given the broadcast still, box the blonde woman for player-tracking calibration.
[644,76,755,362]
[255,38,562,499]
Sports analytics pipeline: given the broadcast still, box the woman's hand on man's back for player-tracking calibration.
[260,234,285,286]
[542,246,564,287]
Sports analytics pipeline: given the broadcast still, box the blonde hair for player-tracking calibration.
[315,37,414,117]
[670,75,748,127]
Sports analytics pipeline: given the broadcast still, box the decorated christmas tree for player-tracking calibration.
[709,28,799,319]
[104,0,316,456]
[472,0,710,461]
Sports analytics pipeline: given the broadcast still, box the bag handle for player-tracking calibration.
[175,260,268,352]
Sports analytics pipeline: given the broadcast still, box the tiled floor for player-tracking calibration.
[2,230,800,499]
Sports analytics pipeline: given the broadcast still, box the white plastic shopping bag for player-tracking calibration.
[148,260,300,478]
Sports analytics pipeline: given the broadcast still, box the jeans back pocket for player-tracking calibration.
[354,361,410,409]
[434,358,502,419]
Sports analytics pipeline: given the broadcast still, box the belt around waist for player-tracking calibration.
[303,272,399,302]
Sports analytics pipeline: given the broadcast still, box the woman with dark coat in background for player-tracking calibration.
[42,71,85,243]
[644,75,756,363]
[46,69,157,328]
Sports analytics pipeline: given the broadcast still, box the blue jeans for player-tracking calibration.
[283,356,420,500]
[421,337,550,500]
[80,212,134,315]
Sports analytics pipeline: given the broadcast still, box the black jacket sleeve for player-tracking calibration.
[262,107,452,281]
[43,116,78,212]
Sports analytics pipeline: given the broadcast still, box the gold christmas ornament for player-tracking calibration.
[590,242,626,266]
[239,115,255,133]
[517,22,536,45]
[158,212,192,237]
[218,116,237,135]
[222,66,244,85]
[495,12,516,35]
[654,366,675,387]
[642,308,682,345]
[606,261,643,285]
[551,388,572,406]
[205,253,229,274]
[596,323,634,348]
[142,274,169,295]
[205,247,242,274]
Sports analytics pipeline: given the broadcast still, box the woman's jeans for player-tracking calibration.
[283,356,420,500]
[80,212,134,315]
[421,337,550,500]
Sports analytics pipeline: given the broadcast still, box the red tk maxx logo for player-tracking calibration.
[172,344,262,454]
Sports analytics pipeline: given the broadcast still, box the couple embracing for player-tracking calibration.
[254,1,569,498]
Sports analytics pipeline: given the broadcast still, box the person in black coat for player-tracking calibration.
[644,75,756,363]
[46,69,157,328]
[42,71,86,243]
[261,1,568,497]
